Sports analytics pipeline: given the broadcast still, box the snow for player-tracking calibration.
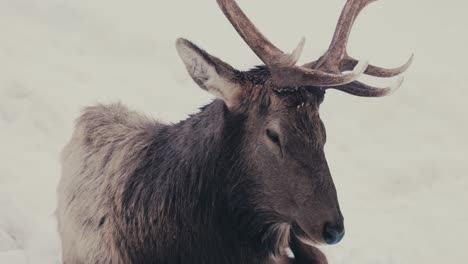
[1,0,467,263]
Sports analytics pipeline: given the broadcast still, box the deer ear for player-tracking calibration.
[176,38,242,108]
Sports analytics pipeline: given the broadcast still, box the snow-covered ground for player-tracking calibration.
[1,0,467,263]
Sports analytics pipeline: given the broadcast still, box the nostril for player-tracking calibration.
[322,223,345,245]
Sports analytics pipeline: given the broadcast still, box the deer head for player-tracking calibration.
[176,0,412,248]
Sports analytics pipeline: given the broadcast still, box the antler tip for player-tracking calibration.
[299,36,306,44]
[406,53,415,67]
[176,38,190,46]
[388,75,405,95]
[398,53,415,74]
[286,37,306,66]
[292,36,306,59]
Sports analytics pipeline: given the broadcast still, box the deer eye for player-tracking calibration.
[266,129,280,145]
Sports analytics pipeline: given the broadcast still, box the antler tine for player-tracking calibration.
[216,0,287,67]
[271,60,368,88]
[332,76,404,97]
[340,54,414,78]
[282,37,306,67]
[319,0,376,69]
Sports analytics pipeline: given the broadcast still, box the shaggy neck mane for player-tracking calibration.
[115,100,287,263]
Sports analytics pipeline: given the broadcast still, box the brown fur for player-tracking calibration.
[57,41,342,264]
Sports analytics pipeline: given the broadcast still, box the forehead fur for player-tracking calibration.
[238,66,326,113]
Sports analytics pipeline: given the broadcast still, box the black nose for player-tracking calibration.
[322,223,345,245]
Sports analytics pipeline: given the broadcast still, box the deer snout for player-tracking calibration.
[322,221,345,245]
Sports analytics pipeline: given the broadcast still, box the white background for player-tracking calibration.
[1,0,467,263]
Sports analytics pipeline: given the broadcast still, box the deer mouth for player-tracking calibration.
[291,221,322,246]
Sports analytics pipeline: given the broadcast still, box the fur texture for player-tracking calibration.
[57,102,302,263]
[57,40,341,264]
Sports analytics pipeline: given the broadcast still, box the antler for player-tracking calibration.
[217,0,368,88]
[217,0,412,97]
[304,0,413,97]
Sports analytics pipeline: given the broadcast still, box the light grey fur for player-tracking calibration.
[57,103,161,264]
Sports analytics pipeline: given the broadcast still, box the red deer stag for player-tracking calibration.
[56,0,412,263]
